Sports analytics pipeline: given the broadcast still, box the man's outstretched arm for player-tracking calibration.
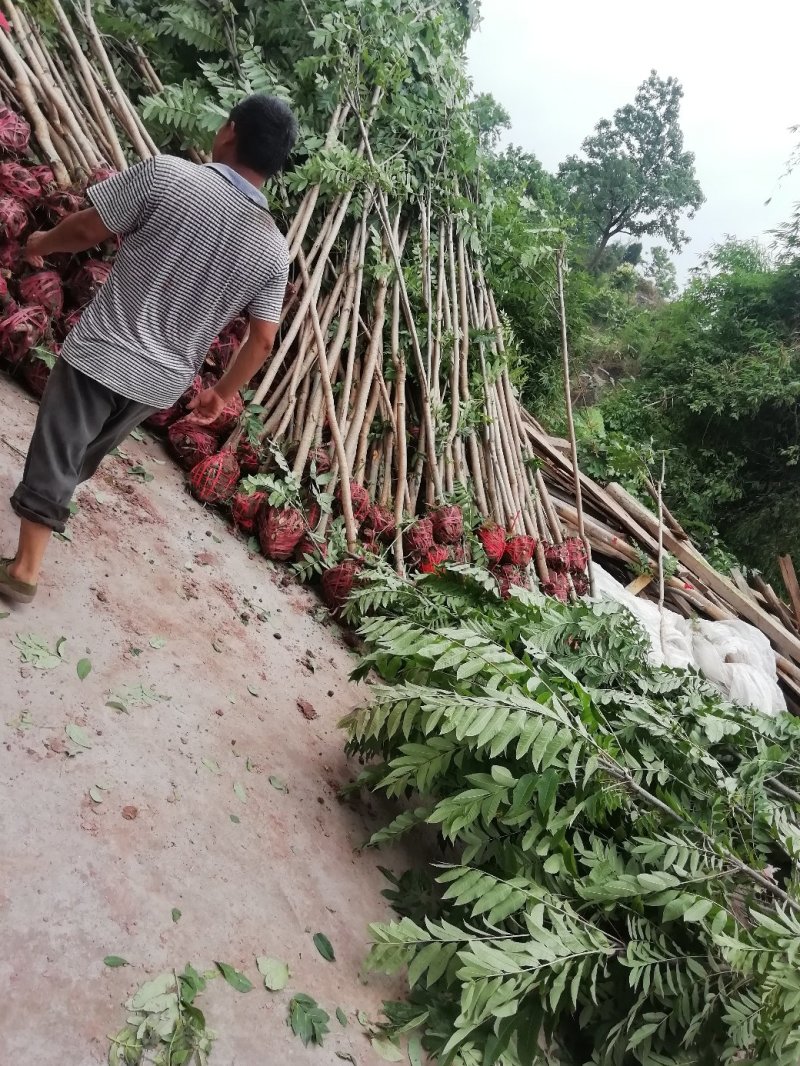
[186,317,279,425]
[24,208,114,265]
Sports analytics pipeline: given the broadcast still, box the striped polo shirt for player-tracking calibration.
[61,155,289,409]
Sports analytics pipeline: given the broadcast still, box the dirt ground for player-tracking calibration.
[0,376,404,1065]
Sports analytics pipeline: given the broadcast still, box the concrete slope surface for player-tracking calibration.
[0,378,401,1065]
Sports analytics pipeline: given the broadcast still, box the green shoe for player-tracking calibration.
[0,558,37,603]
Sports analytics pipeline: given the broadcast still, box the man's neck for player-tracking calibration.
[212,157,265,191]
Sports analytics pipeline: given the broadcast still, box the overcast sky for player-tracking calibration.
[467,0,799,281]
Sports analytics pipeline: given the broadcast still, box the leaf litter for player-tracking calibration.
[13,633,64,670]
[257,956,289,991]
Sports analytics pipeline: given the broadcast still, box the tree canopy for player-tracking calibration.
[559,71,704,269]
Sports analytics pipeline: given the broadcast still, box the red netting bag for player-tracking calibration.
[307,446,332,475]
[430,505,464,545]
[543,542,569,573]
[564,536,589,573]
[87,164,118,186]
[572,572,590,597]
[58,307,82,340]
[189,450,240,504]
[22,350,57,398]
[0,107,30,156]
[29,165,56,193]
[419,544,450,574]
[231,489,265,535]
[205,390,243,435]
[0,304,49,366]
[168,416,218,469]
[503,534,536,567]
[19,271,64,317]
[0,196,28,240]
[258,503,305,561]
[145,373,200,430]
[542,571,570,603]
[0,163,40,205]
[494,564,530,599]
[70,259,112,306]
[361,529,380,554]
[321,560,362,613]
[365,504,396,542]
[452,541,471,564]
[236,438,261,475]
[477,522,506,562]
[295,535,327,561]
[337,480,371,523]
[404,517,434,556]
[0,239,20,271]
[0,273,8,304]
[43,188,83,224]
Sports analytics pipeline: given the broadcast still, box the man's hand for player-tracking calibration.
[185,387,227,426]
[23,231,48,268]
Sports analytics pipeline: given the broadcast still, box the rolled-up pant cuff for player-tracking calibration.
[10,484,69,533]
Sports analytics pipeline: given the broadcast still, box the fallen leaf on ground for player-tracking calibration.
[233,781,247,802]
[247,684,259,697]
[13,633,62,670]
[89,786,104,804]
[357,1010,369,1026]
[289,993,329,1046]
[0,612,10,620]
[171,908,181,923]
[408,1036,423,1066]
[268,775,288,792]
[371,1036,405,1061]
[256,956,289,991]
[65,723,92,750]
[105,699,128,713]
[128,465,154,482]
[335,1007,348,1027]
[121,806,138,820]
[214,961,253,993]
[312,932,335,962]
[229,814,240,824]
[202,757,221,775]
[297,699,318,721]
[103,955,128,968]
[77,658,92,681]
[335,1055,356,1065]
[148,636,166,649]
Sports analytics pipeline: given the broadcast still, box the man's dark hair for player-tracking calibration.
[229,94,298,178]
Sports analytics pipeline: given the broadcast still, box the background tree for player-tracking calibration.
[645,245,678,298]
[559,71,704,270]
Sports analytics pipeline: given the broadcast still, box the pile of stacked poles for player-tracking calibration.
[2,3,800,710]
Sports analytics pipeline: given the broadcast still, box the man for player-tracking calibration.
[0,93,296,603]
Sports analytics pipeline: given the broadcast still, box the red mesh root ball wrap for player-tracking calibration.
[0,107,31,155]
[0,163,41,205]
[0,304,49,366]
[43,188,83,225]
[168,417,218,469]
[236,438,261,475]
[452,541,471,564]
[29,165,56,193]
[231,490,265,535]
[419,545,450,574]
[189,450,240,505]
[70,259,112,306]
[258,504,305,561]
[564,536,589,573]
[542,571,570,602]
[403,517,434,557]
[321,560,363,613]
[19,271,64,317]
[22,351,56,398]
[365,504,396,542]
[478,522,506,562]
[543,542,569,573]
[495,564,529,600]
[0,196,28,240]
[204,391,243,435]
[430,505,463,545]
[337,481,371,524]
[503,534,536,567]
[295,535,327,561]
[572,572,590,597]
[307,447,332,475]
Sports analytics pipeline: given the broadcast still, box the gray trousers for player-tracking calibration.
[11,359,155,533]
